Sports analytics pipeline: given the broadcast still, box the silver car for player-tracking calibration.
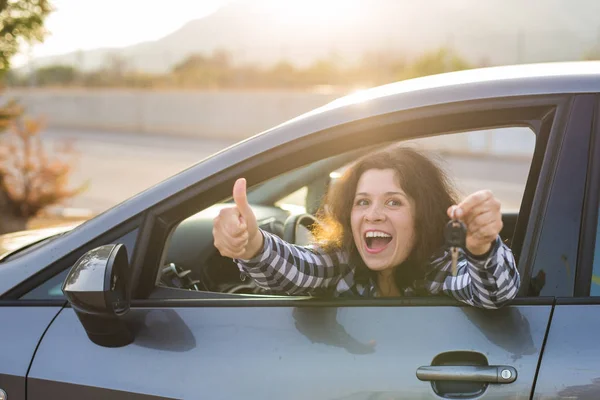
[2,61,600,400]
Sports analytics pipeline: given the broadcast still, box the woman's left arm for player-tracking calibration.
[431,237,520,309]
[428,190,521,309]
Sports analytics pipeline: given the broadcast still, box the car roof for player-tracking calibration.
[273,60,600,131]
[2,61,600,295]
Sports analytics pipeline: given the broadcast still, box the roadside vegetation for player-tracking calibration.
[6,47,478,90]
[1,0,83,235]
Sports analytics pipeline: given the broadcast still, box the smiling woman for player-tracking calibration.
[212,144,520,308]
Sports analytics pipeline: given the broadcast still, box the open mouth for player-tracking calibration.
[364,230,392,254]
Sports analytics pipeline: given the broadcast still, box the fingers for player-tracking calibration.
[213,206,250,258]
[454,190,493,218]
[214,236,248,258]
[447,205,459,219]
[450,190,499,219]
[213,226,249,258]
[450,190,503,255]
[465,210,495,233]
[214,209,246,236]
[468,216,503,239]
[213,178,262,260]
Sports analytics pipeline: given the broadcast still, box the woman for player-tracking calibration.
[213,146,520,309]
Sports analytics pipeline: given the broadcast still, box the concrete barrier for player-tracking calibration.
[4,88,536,157]
[4,88,340,140]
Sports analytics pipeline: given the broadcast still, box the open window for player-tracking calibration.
[152,121,537,299]
[120,94,580,302]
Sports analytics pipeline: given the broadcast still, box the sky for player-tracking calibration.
[12,0,375,67]
[12,0,225,66]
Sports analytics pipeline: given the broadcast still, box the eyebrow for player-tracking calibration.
[355,191,407,197]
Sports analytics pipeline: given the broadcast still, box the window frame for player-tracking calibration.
[129,94,572,304]
[574,94,600,297]
[520,94,596,297]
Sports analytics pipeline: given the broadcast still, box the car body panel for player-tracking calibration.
[1,62,600,295]
[29,304,551,399]
[0,306,63,400]
[532,304,600,399]
[2,63,599,399]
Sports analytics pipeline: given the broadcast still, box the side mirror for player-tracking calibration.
[62,243,134,347]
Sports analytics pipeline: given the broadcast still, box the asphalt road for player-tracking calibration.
[40,128,531,215]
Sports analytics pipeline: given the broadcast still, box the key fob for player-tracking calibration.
[444,220,466,249]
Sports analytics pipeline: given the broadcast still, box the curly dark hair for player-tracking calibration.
[312,144,458,287]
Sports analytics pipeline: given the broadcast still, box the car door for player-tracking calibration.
[25,94,592,399]
[0,305,63,400]
[531,94,600,399]
[0,229,140,400]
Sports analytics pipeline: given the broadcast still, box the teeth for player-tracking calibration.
[365,231,392,238]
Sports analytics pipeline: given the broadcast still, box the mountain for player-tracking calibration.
[24,0,600,73]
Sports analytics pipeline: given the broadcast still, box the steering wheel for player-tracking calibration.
[283,213,318,245]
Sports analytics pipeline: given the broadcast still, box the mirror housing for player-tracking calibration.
[62,243,133,347]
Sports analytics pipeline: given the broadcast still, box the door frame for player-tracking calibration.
[128,94,575,302]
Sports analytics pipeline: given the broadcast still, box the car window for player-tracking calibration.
[591,215,600,295]
[157,126,536,297]
[20,228,139,300]
[275,127,534,213]
[274,186,308,215]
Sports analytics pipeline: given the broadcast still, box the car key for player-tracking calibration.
[444,219,466,276]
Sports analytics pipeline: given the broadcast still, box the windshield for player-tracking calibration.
[0,225,75,263]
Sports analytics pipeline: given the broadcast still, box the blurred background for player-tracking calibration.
[0,0,598,234]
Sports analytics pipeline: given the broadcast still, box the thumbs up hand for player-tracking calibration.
[213,178,263,260]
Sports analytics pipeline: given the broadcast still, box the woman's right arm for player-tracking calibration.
[212,178,346,295]
[234,229,347,295]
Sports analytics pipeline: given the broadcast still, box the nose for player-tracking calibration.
[365,203,386,222]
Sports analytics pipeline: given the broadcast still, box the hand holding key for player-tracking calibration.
[447,189,503,257]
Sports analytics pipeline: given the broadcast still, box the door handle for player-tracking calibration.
[416,365,517,384]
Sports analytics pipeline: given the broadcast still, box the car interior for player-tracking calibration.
[155,135,527,298]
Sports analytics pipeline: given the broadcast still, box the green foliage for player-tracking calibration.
[0,1,84,234]
[1,0,53,131]
[0,0,53,74]
[399,48,474,80]
[172,50,233,87]
[36,64,76,85]
[11,46,482,90]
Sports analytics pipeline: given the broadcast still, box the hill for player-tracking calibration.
[25,0,600,73]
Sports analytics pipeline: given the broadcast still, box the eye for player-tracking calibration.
[386,199,402,207]
[355,198,369,206]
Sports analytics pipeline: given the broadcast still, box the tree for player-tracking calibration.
[0,1,84,235]
[1,0,52,124]
[0,0,52,73]
[0,116,85,233]
[36,64,77,86]
[171,49,233,88]
[399,47,473,81]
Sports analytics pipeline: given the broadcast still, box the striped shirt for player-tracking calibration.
[235,230,520,309]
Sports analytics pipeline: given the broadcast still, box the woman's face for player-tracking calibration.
[350,168,416,272]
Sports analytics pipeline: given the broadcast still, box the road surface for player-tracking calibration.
[40,128,531,216]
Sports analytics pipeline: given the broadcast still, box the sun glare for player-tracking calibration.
[255,0,364,25]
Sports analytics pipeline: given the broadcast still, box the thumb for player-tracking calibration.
[233,178,253,220]
[447,205,463,220]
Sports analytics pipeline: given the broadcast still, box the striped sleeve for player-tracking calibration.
[234,229,348,295]
[425,237,520,309]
